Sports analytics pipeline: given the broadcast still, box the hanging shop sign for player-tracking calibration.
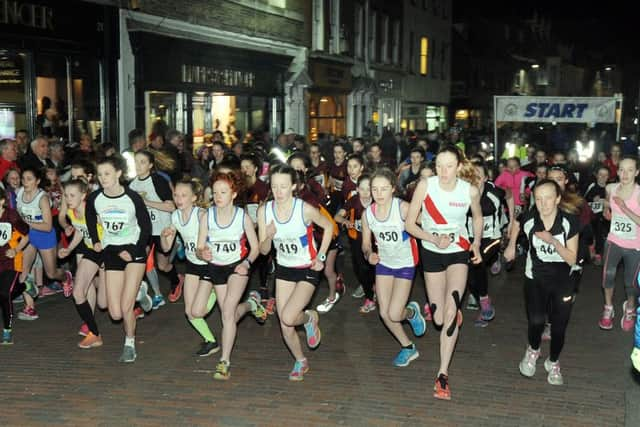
[495,96,617,123]
[0,58,22,85]
[0,0,53,31]
[181,65,255,89]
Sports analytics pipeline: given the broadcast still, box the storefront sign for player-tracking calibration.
[0,58,22,84]
[181,65,255,89]
[0,0,54,30]
[496,96,617,123]
[311,62,352,90]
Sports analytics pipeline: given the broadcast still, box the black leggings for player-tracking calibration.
[0,270,26,330]
[592,216,610,255]
[468,238,501,300]
[349,238,375,300]
[524,276,574,362]
[251,253,272,297]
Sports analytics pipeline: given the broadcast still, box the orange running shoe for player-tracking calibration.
[433,374,451,400]
[168,274,184,303]
[78,332,103,349]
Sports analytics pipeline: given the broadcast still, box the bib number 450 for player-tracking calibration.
[377,231,398,242]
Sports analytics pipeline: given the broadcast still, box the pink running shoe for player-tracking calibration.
[63,271,74,298]
[39,286,57,297]
[621,301,636,332]
[423,303,433,322]
[78,323,89,337]
[18,307,39,320]
[599,305,614,330]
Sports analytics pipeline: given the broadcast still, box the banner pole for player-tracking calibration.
[493,96,499,161]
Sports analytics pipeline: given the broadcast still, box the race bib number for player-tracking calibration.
[246,204,259,224]
[332,177,344,191]
[184,240,197,254]
[589,201,604,214]
[148,209,157,222]
[211,241,238,254]
[482,215,495,237]
[611,214,636,240]
[101,211,130,236]
[430,223,459,244]
[0,222,12,246]
[354,219,362,232]
[377,230,399,242]
[277,239,300,255]
[20,206,41,223]
[532,233,564,262]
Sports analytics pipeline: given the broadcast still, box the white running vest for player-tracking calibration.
[172,207,207,266]
[265,198,316,268]
[421,176,472,254]
[16,188,46,223]
[365,198,418,269]
[129,175,172,236]
[206,206,248,266]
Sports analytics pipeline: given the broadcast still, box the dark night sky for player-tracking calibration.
[454,1,638,59]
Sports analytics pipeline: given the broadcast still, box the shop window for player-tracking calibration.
[355,4,364,59]
[70,57,101,141]
[309,94,345,141]
[420,37,429,75]
[35,54,70,139]
[368,11,376,62]
[0,50,27,137]
[392,21,400,65]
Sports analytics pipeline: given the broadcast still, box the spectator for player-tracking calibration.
[15,129,29,156]
[603,143,622,180]
[49,140,70,182]
[192,145,212,184]
[398,147,425,193]
[18,136,55,171]
[0,139,19,180]
[123,129,148,179]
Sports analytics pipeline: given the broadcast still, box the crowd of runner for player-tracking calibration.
[0,124,639,400]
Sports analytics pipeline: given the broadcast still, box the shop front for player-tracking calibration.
[375,71,403,135]
[401,104,448,132]
[308,60,352,141]
[131,33,289,150]
[0,0,117,142]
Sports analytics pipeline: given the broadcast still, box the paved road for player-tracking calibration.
[0,255,636,426]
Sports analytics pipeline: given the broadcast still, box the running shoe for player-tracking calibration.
[544,358,563,385]
[136,281,153,313]
[39,286,57,297]
[541,323,551,341]
[479,297,495,321]
[359,298,376,314]
[519,346,540,377]
[118,345,136,363]
[392,344,419,367]
[592,254,602,266]
[78,323,89,337]
[351,285,365,298]
[304,309,321,349]
[18,307,38,321]
[490,258,502,275]
[473,314,489,328]
[152,294,166,310]
[433,374,451,400]
[62,271,74,298]
[168,274,184,303]
[621,301,636,332]
[78,332,103,349]
[214,360,230,380]
[406,301,426,337]
[288,359,309,381]
[264,297,276,315]
[13,295,24,303]
[196,341,220,357]
[134,306,145,319]
[598,304,614,330]
[316,293,340,314]
[336,273,345,294]
[631,347,640,372]
[1,329,12,345]
[248,291,267,322]
[24,276,38,299]
[423,303,432,322]
[466,294,479,311]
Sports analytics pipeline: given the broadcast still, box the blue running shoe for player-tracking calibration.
[406,301,426,337]
[393,345,419,367]
[2,329,13,345]
[152,295,166,310]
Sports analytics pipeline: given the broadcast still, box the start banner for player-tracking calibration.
[495,96,617,123]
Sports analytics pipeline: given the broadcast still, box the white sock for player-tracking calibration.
[124,336,135,348]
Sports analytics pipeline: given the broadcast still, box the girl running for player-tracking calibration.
[0,187,32,344]
[17,167,73,308]
[335,174,375,312]
[86,155,153,363]
[129,150,178,308]
[599,156,640,331]
[257,164,333,381]
[465,161,513,326]
[58,178,106,349]
[197,172,265,380]
[342,154,365,203]
[160,178,219,357]
[361,168,425,367]
[405,145,483,400]
[504,179,579,385]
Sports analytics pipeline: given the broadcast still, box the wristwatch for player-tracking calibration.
[317,252,327,262]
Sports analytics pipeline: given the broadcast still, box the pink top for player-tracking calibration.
[494,170,533,207]
[607,184,640,249]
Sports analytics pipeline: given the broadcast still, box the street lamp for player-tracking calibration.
[531,64,540,69]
